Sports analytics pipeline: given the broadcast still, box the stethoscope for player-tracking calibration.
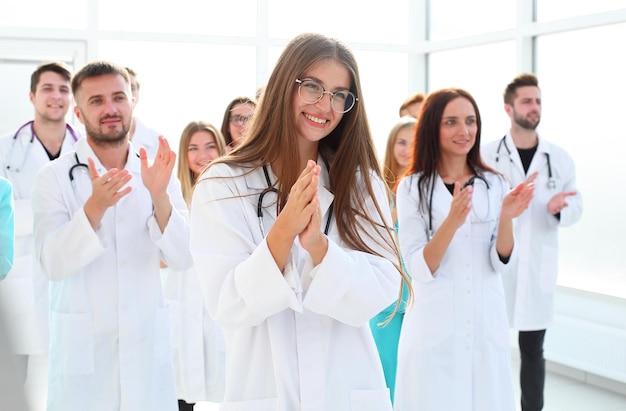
[425,173,491,241]
[6,120,80,173]
[258,164,334,238]
[495,136,556,189]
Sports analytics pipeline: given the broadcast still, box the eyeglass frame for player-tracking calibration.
[294,79,358,113]
[228,114,253,126]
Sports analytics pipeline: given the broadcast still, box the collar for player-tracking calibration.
[74,137,140,174]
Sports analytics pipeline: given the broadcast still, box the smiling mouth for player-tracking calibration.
[304,113,326,124]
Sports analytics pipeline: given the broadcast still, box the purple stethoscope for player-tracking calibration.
[6,120,80,173]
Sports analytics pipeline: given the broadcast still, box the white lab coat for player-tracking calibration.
[32,137,192,411]
[162,265,226,403]
[0,125,79,354]
[190,160,399,411]
[132,117,160,159]
[394,172,516,411]
[481,133,583,330]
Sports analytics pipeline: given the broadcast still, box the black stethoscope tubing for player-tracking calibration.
[495,136,555,189]
[258,164,333,238]
[426,172,490,240]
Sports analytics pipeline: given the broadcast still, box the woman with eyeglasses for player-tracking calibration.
[190,33,410,410]
[393,88,536,411]
[220,96,256,152]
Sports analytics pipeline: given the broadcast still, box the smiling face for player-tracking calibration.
[30,71,72,123]
[393,126,413,168]
[187,130,220,179]
[292,59,350,149]
[73,73,133,146]
[439,96,477,159]
[228,102,255,146]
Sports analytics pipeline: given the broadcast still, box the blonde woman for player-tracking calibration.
[163,121,227,410]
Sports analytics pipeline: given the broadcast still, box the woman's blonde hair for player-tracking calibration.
[382,116,417,196]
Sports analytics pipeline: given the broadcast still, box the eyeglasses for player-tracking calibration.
[295,79,357,113]
[228,114,252,126]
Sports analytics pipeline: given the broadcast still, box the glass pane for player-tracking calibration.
[98,41,257,154]
[268,0,409,44]
[429,0,515,41]
[99,0,256,36]
[354,51,409,158]
[537,0,625,22]
[428,41,516,143]
[536,23,626,297]
[0,0,87,29]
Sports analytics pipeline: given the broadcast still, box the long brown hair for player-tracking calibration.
[207,32,411,309]
[406,88,495,211]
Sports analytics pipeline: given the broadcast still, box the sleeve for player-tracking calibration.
[489,174,518,274]
[0,180,14,279]
[32,163,105,281]
[147,175,193,271]
[190,165,301,331]
[396,175,436,284]
[302,172,400,327]
[554,151,583,227]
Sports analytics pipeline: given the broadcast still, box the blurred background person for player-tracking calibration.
[0,176,14,280]
[126,67,161,159]
[398,92,425,119]
[0,62,79,396]
[219,97,255,152]
[163,120,227,410]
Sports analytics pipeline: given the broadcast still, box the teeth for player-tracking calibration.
[304,113,326,124]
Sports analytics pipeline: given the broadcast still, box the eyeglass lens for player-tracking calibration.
[297,80,356,113]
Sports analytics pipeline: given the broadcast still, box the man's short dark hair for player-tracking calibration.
[504,73,539,105]
[30,62,72,94]
[71,61,130,97]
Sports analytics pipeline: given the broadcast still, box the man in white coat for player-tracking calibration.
[32,61,192,411]
[481,73,583,411]
[0,61,80,389]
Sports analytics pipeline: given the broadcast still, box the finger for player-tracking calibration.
[525,171,539,184]
[562,191,577,198]
[87,157,100,180]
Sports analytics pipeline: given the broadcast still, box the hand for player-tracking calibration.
[140,136,176,199]
[273,160,321,239]
[83,157,132,228]
[87,157,132,208]
[445,181,473,230]
[548,191,577,215]
[501,172,537,220]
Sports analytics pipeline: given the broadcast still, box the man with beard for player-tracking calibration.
[0,62,80,393]
[31,61,192,411]
[481,73,583,411]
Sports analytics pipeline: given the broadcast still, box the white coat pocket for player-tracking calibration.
[220,397,278,411]
[350,389,393,410]
[49,311,94,375]
[409,278,454,351]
